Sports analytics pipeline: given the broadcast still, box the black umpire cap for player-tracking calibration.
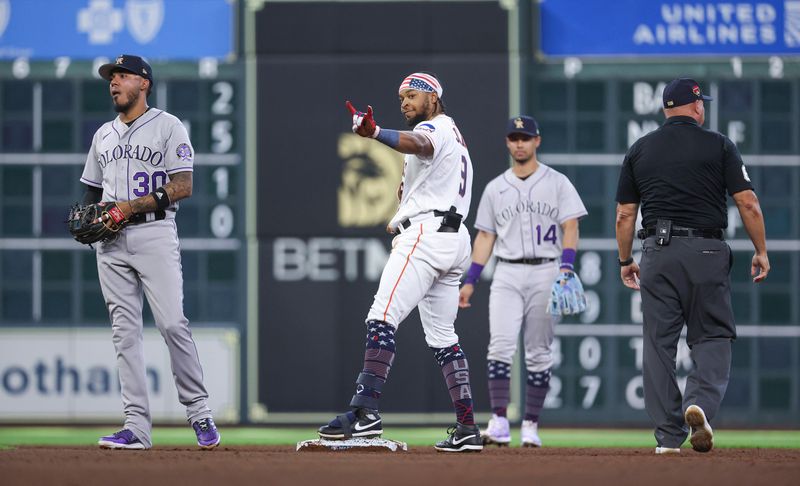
[662,78,712,108]
[98,54,154,85]
[507,115,540,137]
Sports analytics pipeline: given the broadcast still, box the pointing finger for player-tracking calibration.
[345,100,357,115]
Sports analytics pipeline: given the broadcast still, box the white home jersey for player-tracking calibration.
[389,114,473,229]
[81,109,193,211]
[474,164,587,260]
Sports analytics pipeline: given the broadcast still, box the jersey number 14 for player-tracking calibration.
[536,224,557,245]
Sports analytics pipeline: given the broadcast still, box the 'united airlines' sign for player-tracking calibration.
[540,0,800,56]
[0,0,233,60]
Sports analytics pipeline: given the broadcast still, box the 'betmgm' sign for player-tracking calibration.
[541,0,800,56]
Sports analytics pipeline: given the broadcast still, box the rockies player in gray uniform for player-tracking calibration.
[81,55,220,450]
[459,116,587,447]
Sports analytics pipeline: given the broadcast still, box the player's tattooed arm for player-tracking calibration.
[163,171,193,202]
[127,171,193,214]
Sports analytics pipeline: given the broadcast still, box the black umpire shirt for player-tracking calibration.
[616,115,753,229]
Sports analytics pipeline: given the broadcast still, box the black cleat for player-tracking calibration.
[435,423,484,452]
[318,408,383,440]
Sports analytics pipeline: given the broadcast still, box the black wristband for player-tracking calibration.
[151,187,170,211]
[618,257,634,267]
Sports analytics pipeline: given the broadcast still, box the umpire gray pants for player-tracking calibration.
[639,236,735,448]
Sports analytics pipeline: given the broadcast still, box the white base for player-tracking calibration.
[296,437,408,452]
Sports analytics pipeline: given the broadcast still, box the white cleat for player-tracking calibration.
[655,447,681,455]
[482,414,511,446]
[520,420,542,448]
[685,404,714,453]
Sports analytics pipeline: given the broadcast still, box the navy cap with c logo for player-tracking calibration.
[662,78,712,109]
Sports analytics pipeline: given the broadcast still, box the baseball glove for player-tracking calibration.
[67,202,131,245]
[547,271,587,316]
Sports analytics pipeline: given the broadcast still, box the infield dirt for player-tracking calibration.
[2,446,799,486]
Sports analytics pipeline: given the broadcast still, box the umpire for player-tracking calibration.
[615,78,769,454]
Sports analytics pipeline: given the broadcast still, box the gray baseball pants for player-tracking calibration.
[639,235,735,448]
[96,220,211,447]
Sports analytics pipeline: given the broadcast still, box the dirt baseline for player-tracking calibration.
[2,446,799,486]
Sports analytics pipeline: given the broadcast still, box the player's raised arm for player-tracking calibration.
[346,101,433,157]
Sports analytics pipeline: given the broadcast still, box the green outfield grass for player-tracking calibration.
[1,427,799,449]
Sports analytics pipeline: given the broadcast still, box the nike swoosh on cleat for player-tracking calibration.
[354,419,381,431]
[451,434,477,445]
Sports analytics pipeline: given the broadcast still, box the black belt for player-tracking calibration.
[638,226,723,240]
[497,257,556,265]
[128,210,167,226]
[400,210,448,230]
[400,209,467,234]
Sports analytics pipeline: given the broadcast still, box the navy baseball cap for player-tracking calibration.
[507,115,540,137]
[98,54,154,84]
[662,78,712,108]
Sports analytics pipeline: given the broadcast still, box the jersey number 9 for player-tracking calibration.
[458,155,468,197]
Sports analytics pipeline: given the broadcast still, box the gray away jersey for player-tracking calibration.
[81,109,194,210]
[474,164,587,260]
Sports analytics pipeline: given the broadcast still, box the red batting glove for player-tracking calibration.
[345,100,378,138]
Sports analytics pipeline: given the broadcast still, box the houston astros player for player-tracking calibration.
[80,55,220,450]
[318,72,483,452]
[459,116,588,447]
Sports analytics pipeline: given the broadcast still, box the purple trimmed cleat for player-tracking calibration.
[192,417,221,450]
[98,429,146,450]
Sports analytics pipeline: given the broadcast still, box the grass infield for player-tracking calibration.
[1,427,799,449]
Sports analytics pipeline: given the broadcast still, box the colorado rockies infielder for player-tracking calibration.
[459,116,587,447]
[80,55,220,450]
[318,72,483,452]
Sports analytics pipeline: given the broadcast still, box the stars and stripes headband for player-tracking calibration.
[398,72,443,98]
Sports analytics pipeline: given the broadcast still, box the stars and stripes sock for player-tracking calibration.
[433,344,475,425]
[349,320,396,411]
[524,368,552,422]
[487,360,511,418]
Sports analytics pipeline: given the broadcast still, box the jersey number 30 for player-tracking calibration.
[536,224,557,245]
[133,170,168,197]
